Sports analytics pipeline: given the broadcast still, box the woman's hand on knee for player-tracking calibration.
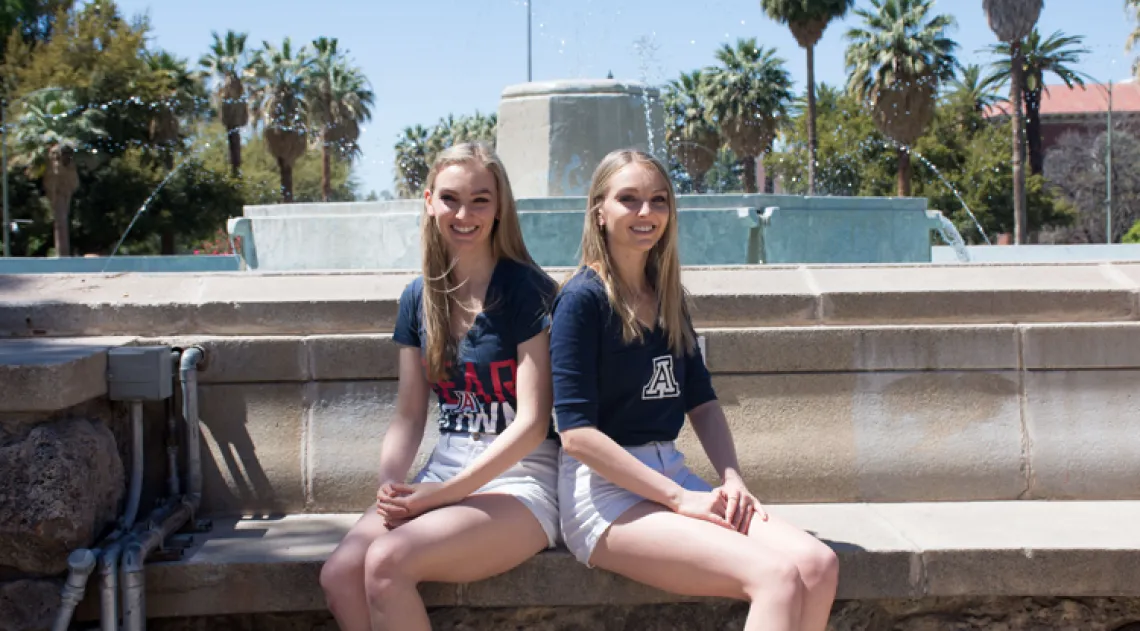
[717,473,768,534]
[673,489,734,530]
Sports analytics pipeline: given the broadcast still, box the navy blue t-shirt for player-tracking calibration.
[550,268,717,446]
[393,258,558,437]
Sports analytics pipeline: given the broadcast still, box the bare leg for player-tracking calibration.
[320,510,391,631]
[365,493,548,631]
[748,514,839,631]
[590,501,803,631]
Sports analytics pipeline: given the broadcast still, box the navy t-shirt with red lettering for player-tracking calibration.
[393,258,558,438]
[550,267,717,446]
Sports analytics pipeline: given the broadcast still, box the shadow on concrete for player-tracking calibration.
[196,386,281,519]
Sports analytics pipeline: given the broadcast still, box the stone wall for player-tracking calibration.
[146,598,1140,631]
[0,340,133,631]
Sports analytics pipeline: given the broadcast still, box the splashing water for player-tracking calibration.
[931,212,971,262]
[102,156,197,270]
[632,35,661,157]
[879,138,992,245]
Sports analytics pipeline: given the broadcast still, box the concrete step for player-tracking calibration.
[3,262,1139,336]
[77,501,1140,620]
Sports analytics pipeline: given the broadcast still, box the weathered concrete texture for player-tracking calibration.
[1023,371,1140,500]
[1022,323,1140,370]
[0,579,60,631]
[0,418,123,575]
[96,503,1140,621]
[680,373,1025,503]
[306,381,438,512]
[0,337,134,412]
[496,80,665,198]
[198,384,307,516]
[143,598,1140,631]
[4,263,1139,336]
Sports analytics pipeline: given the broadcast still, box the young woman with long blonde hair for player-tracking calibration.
[551,149,838,631]
[320,142,560,631]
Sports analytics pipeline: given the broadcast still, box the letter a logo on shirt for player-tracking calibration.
[642,356,680,400]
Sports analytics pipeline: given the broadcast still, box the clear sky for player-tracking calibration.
[115,0,1136,197]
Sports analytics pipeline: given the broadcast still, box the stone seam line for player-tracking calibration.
[1015,326,1035,500]
[1099,262,1140,320]
[864,503,928,598]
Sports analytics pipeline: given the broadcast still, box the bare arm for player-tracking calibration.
[437,330,553,502]
[687,400,744,484]
[560,426,686,510]
[375,346,432,486]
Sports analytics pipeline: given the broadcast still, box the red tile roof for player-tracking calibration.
[984,81,1140,118]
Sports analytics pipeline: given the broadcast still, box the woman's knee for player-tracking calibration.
[363,536,417,596]
[794,540,839,591]
[743,552,804,608]
[320,544,365,596]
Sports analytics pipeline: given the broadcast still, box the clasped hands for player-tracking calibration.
[673,473,769,535]
[375,481,453,527]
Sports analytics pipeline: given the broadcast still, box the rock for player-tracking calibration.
[0,579,60,631]
[0,419,124,575]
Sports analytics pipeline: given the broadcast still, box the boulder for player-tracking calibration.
[0,579,60,631]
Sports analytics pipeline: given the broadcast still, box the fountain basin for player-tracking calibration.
[227,194,948,271]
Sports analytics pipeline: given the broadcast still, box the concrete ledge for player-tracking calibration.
[0,337,135,412]
[75,501,1140,620]
[2,263,1138,336]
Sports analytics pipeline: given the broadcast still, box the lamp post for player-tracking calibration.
[1105,78,1113,244]
[2,86,65,257]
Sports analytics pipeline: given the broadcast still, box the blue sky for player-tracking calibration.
[115,0,1136,197]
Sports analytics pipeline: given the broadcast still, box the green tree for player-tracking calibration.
[199,30,250,176]
[845,0,958,197]
[759,0,855,195]
[248,37,311,202]
[663,70,719,192]
[986,29,1090,176]
[947,63,1003,114]
[393,124,430,198]
[704,38,793,193]
[307,37,374,201]
[983,0,1044,245]
[1124,220,1140,244]
[11,89,105,255]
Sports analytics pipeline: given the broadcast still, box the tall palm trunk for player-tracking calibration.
[1025,83,1043,175]
[278,157,294,203]
[741,155,758,193]
[227,128,242,176]
[51,193,71,257]
[896,147,912,197]
[321,129,332,202]
[1010,42,1028,244]
[806,44,818,196]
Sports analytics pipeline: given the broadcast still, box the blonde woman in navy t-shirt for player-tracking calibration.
[320,142,560,631]
[551,150,838,631]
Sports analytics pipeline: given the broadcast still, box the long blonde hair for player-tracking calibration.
[420,142,538,382]
[579,149,695,357]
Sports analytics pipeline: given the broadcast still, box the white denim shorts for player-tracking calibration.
[559,440,712,565]
[413,432,561,548]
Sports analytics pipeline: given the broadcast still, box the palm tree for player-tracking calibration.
[987,29,1090,175]
[663,70,719,192]
[948,63,1003,114]
[760,0,855,195]
[248,37,312,203]
[12,90,106,256]
[1128,0,1140,59]
[199,30,250,177]
[393,124,431,198]
[845,0,958,197]
[307,37,374,201]
[983,0,1043,245]
[146,51,205,157]
[704,39,793,193]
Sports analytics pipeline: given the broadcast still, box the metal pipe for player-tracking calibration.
[180,346,204,512]
[122,401,145,530]
[50,549,96,631]
[99,540,122,631]
[121,500,192,631]
[118,347,205,631]
[2,101,9,258]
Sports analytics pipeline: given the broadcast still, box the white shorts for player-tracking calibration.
[559,440,712,565]
[414,432,561,548]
